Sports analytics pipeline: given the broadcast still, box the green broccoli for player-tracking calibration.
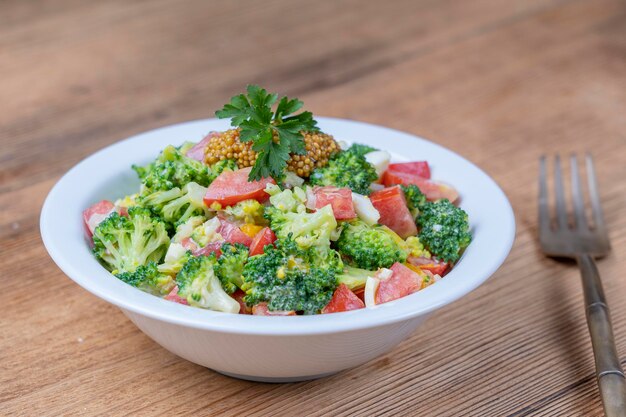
[336,265,376,291]
[336,219,407,270]
[242,237,342,314]
[402,184,427,219]
[223,199,267,225]
[345,143,378,157]
[417,199,471,263]
[265,204,337,249]
[139,182,208,228]
[133,145,213,193]
[263,185,337,248]
[209,159,238,178]
[116,261,175,295]
[172,216,206,243]
[309,150,378,195]
[190,217,222,247]
[92,207,170,274]
[214,243,249,293]
[175,254,240,313]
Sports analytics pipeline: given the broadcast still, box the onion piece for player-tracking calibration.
[352,192,380,226]
[365,150,391,179]
[364,276,380,308]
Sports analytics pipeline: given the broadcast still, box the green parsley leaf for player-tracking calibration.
[216,85,318,180]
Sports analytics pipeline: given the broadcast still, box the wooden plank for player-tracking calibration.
[1,0,625,415]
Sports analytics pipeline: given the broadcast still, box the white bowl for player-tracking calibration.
[40,117,515,382]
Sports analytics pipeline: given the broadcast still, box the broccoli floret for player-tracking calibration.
[264,186,337,248]
[214,243,249,293]
[172,216,206,243]
[265,204,337,248]
[139,182,208,228]
[175,254,240,313]
[242,237,342,314]
[336,265,376,291]
[92,207,170,274]
[133,145,213,192]
[223,199,266,225]
[116,261,175,295]
[345,143,378,157]
[266,183,307,212]
[309,150,378,195]
[402,184,427,219]
[190,217,222,247]
[336,219,407,270]
[417,199,471,263]
[209,159,238,178]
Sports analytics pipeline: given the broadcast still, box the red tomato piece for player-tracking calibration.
[203,167,275,207]
[387,161,431,179]
[382,171,458,203]
[218,220,253,247]
[353,288,366,302]
[313,186,356,220]
[185,131,219,161]
[375,263,422,304]
[165,286,189,305]
[369,186,417,239]
[192,241,224,258]
[252,302,297,316]
[407,256,449,276]
[230,290,250,314]
[83,200,116,237]
[180,237,199,252]
[322,284,365,314]
[249,227,276,256]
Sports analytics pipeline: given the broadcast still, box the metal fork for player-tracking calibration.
[539,154,626,416]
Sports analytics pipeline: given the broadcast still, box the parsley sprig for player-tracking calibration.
[216,85,318,180]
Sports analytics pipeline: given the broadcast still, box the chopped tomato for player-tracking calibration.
[83,200,116,237]
[249,227,276,256]
[322,284,365,314]
[375,263,422,304]
[353,287,366,302]
[165,286,189,305]
[369,186,417,239]
[387,161,431,179]
[313,186,356,220]
[252,302,297,316]
[407,256,449,276]
[192,241,224,258]
[382,171,458,202]
[231,290,250,314]
[185,131,219,161]
[218,220,253,247]
[203,167,275,207]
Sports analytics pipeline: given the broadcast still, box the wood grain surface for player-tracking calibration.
[2,0,625,415]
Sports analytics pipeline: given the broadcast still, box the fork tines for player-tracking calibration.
[538,153,610,258]
[539,153,607,232]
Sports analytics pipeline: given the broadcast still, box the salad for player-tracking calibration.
[83,86,471,316]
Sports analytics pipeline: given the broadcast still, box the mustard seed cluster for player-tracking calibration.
[204,129,340,177]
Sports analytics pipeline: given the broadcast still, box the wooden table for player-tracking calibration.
[2,0,625,415]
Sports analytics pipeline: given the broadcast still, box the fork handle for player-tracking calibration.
[577,254,626,416]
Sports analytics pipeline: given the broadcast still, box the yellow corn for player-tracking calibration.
[240,223,263,238]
